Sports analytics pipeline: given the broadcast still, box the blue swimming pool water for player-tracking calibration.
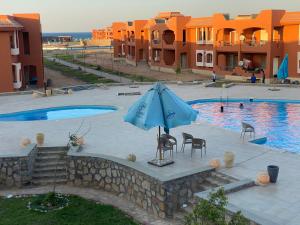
[190,99,300,153]
[0,105,116,121]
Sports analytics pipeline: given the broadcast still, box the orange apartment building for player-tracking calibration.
[91,26,113,46]
[0,13,44,93]
[92,26,113,40]
[111,10,300,82]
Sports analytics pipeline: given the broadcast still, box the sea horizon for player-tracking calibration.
[42,32,92,40]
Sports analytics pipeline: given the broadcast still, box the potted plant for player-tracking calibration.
[68,121,90,152]
[68,134,81,152]
[36,133,45,146]
[267,165,279,183]
[224,152,235,168]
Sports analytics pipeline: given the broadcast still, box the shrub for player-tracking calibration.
[185,188,249,225]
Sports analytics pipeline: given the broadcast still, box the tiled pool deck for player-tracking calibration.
[1,84,300,225]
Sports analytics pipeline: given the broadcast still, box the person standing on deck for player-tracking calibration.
[251,73,257,83]
[212,71,217,82]
[261,69,266,84]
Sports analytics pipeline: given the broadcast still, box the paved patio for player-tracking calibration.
[1,84,300,224]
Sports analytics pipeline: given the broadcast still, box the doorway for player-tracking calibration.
[273,57,279,76]
[180,53,187,69]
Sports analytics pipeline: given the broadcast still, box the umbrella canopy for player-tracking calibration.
[277,54,288,80]
[124,82,198,130]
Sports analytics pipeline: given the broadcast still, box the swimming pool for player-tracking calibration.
[0,105,117,121]
[190,99,300,153]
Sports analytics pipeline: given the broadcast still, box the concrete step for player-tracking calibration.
[33,166,66,173]
[32,171,67,179]
[211,171,239,183]
[37,146,68,152]
[34,161,66,168]
[37,150,67,156]
[31,177,67,186]
[35,155,66,162]
[199,181,218,191]
[204,176,230,187]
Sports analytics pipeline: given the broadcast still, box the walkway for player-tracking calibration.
[46,56,133,83]
[0,185,181,225]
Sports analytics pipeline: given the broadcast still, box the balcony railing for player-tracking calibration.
[152,39,161,45]
[196,40,213,45]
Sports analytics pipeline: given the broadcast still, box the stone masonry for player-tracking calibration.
[67,155,213,218]
[0,145,37,188]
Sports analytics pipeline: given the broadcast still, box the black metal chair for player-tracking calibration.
[191,138,207,158]
[161,134,177,152]
[241,122,255,139]
[156,136,174,159]
[181,133,194,152]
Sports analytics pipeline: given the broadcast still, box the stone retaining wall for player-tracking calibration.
[0,145,37,188]
[67,155,213,218]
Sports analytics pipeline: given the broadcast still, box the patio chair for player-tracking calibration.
[241,122,255,139]
[161,134,177,152]
[181,133,194,152]
[156,136,174,159]
[191,138,207,158]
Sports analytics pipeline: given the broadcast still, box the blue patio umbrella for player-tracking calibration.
[277,54,288,80]
[124,82,198,163]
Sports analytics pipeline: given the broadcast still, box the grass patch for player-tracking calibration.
[54,54,157,82]
[44,58,115,84]
[0,195,139,225]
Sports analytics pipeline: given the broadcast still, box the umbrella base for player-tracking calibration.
[148,158,175,167]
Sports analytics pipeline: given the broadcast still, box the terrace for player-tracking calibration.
[1,85,300,224]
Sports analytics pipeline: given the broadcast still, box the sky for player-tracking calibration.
[1,0,300,32]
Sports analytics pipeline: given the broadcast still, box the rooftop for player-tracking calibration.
[0,15,23,29]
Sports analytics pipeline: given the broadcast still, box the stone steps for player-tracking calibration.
[174,172,253,223]
[31,177,68,185]
[34,165,66,172]
[35,155,66,161]
[31,147,68,186]
[34,161,66,169]
[37,150,67,157]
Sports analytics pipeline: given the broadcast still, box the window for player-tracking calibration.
[297,52,300,74]
[183,30,186,45]
[196,50,204,66]
[205,51,214,68]
[23,32,30,55]
[12,65,17,82]
[10,35,14,48]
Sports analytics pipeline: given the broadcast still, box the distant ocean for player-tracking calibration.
[42,32,92,40]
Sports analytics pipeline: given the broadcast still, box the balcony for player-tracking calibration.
[240,40,268,53]
[151,39,162,48]
[215,41,239,52]
[12,63,22,89]
[11,48,20,56]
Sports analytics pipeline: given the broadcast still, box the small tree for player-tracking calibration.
[185,188,250,225]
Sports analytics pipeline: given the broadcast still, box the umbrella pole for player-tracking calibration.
[159,126,163,161]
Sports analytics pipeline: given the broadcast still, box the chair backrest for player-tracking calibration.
[192,138,205,148]
[242,122,254,130]
[182,132,193,140]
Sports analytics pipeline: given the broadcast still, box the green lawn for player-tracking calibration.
[0,195,139,225]
[54,54,157,82]
[44,58,115,84]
